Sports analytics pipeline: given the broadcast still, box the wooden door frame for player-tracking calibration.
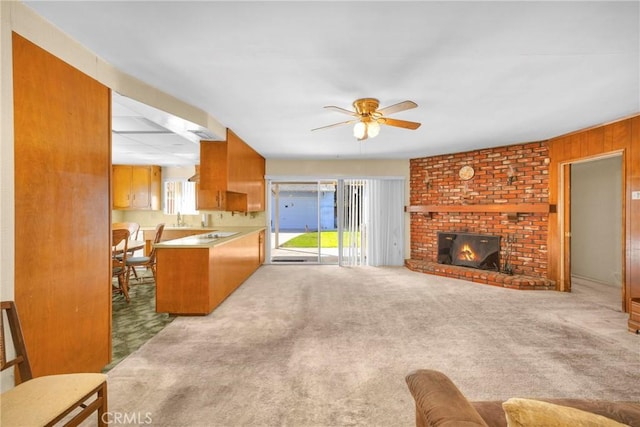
[558,151,626,310]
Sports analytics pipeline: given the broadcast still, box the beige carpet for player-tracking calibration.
[104,266,639,426]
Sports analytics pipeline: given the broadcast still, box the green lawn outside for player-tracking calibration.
[281,231,360,248]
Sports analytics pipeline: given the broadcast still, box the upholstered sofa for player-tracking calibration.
[405,369,640,426]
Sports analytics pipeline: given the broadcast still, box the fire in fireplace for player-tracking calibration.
[437,232,501,271]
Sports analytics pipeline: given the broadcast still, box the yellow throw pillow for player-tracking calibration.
[502,398,628,427]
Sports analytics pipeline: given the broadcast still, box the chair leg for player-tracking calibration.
[97,382,108,427]
[128,265,138,281]
[123,269,131,302]
[118,273,130,303]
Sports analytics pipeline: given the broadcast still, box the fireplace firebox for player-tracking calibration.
[437,232,501,271]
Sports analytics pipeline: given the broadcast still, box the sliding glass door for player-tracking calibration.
[267,178,404,266]
[269,181,338,264]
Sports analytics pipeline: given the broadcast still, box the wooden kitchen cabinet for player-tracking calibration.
[112,165,161,210]
[155,229,265,315]
[198,129,265,212]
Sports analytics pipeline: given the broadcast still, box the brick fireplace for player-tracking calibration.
[406,141,556,290]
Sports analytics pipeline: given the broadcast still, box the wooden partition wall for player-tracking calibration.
[13,33,111,375]
[548,115,640,312]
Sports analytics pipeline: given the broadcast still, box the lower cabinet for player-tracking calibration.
[155,230,263,315]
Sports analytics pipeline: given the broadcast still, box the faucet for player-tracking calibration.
[176,212,182,226]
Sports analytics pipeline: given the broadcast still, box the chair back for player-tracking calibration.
[113,222,140,240]
[148,223,165,262]
[1,301,33,383]
[112,228,130,273]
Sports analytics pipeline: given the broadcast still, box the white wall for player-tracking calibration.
[570,155,622,286]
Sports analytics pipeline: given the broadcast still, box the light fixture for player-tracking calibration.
[353,121,367,139]
[353,119,381,141]
[507,164,516,185]
[367,120,380,138]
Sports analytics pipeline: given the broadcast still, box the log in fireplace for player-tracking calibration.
[437,232,501,271]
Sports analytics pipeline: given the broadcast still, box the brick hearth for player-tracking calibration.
[405,259,555,290]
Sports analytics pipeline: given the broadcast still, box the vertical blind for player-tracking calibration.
[340,179,404,267]
[341,179,367,266]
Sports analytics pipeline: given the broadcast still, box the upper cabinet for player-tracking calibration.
[113,165,161,210]
[198,129,265,212]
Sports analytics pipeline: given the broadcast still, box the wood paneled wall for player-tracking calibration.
[13,33,111,375]
[548,115,640,311]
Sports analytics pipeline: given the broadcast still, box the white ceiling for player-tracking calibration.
[111,92,217,166]
[24,1,639,165]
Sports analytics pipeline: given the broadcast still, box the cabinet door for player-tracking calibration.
[113,165,161,210]
[113,165,132,209]
[130,166,151,209]
[198,141,228,210]
[227,130,265,211]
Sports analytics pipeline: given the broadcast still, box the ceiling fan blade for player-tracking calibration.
[311,119,358,132]
[380,117,421,130]
[377,100,417,116]
[324,105,358,116]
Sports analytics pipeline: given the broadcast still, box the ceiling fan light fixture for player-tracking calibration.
[353,121,367,139]
[367,120,381,138]
[314,97,420,140]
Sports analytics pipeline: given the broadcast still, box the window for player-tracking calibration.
[163,180,198,215]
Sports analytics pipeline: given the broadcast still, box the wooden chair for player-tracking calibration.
[112,228,131,302]
[1,300,108,426]
[113,222,142,278]
[126,223,165,283]
[113,222,140,240]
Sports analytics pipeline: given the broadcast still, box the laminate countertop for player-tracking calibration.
[139,225,215,232]
[153,226,265,249]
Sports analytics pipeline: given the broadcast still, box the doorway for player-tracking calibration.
[562,154,624,310]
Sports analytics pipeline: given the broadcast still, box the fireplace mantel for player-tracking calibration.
[405,203,554,220]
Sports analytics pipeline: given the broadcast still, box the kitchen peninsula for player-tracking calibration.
[154,226,265,315]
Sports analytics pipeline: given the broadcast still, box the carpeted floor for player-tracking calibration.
[103,266,639,426]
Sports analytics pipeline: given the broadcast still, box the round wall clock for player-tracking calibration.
[459,165,475,180]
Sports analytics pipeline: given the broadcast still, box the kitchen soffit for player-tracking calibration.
[111,92,222,167]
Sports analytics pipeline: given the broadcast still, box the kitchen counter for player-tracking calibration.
[154,226,266,315]
[154,226,265,249]
[139,226,217,255]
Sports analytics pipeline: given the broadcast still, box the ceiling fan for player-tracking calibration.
[312,98,421,141]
